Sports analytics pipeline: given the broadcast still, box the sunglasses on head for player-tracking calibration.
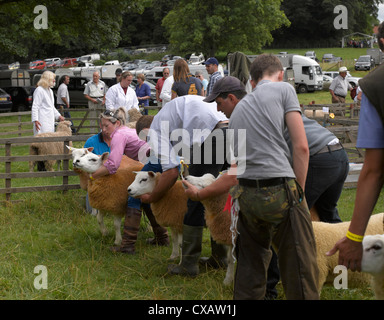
[103,110,119,120]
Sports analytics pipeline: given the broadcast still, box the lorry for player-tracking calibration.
[278,54,323,93]
[366,48,384,66]
[227,52,322,94]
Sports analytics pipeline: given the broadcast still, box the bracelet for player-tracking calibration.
[346,230,364,243]
[89,175,95,181]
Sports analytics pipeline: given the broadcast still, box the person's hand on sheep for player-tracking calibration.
[326,237,363,272]
[182,180,200,201]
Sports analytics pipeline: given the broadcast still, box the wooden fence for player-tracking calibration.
[0,102,363,204]
[0,135,92,205]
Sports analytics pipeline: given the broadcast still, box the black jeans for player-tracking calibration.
[183,128,229,226]
[305,148,349,223]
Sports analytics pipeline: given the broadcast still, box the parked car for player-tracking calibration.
[305,51,317,61]
[354,55,375,71]
[0,88,13,112]
[3,86,33,111]
[45,57,61,69]
[322,75,334,91]
[323,71,361,88]
[322,53,342,63]
[56,58,77,68]
[29,60,46,70]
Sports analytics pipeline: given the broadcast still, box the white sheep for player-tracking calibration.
[68,146,144,245]
[314,213,384,291]
[29,120,73,172]
[128,171,186,261]
[184,173,235,286]
[362,234,384,300]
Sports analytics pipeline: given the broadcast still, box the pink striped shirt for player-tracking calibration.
[104,126,149,174]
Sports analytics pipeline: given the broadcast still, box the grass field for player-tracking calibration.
[0,48,383,301]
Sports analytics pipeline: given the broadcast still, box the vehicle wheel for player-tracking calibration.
[298,85,308,94]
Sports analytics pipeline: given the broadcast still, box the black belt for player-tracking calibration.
[315,142,343,155]
[90,96,104,98]
[238,177,291,188]
[335,94,346,98]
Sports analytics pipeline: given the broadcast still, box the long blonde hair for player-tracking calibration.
[37,71,56,89]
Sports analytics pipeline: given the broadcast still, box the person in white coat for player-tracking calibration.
[32,71,64,135]
[105,71,139,119]
[159,75,174,107]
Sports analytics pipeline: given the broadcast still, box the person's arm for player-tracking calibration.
[183,164,238,201]
[327,148,384,271]
[140,167,179,203]
[285,111,309,189]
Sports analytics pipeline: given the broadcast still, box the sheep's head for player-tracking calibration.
[184,173,216,189]
[362,234,384,275]
[67,146,109,173]
[127,171,157,198]
[56,120,72,130]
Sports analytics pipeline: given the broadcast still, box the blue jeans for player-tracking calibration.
[305,148,349,223]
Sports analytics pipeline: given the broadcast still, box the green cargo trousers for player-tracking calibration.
[233,178,319,300]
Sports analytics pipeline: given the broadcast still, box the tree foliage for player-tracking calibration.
[272,0,383,48]
[0,0,151,62]
[162,0,290,57]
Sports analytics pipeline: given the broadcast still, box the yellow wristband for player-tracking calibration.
[346,230,364,243]
[89,175,95,181]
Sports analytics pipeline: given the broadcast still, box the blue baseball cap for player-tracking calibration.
[203,57,219,65]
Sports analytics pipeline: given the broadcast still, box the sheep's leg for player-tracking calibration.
[223,245,235,286]
[113,216,122,245]
[96,211,108,237]
[169,228,181,261]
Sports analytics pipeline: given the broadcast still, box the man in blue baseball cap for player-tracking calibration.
[203,57,223,96]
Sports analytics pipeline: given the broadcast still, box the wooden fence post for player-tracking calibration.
[5,142,11,203]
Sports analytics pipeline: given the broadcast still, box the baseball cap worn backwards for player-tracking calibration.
[204,76,245,103]
[203,57,219,65]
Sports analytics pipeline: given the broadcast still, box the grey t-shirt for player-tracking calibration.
[229,80,301,180]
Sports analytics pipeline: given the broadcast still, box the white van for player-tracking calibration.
[79,53,101,63]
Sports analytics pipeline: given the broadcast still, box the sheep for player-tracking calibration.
[29,120,73,172]
[68,146,144,245]
[126,108,143,129]
[127,171,186,261]
[362,234,384,300]
[184,173,235,285]
[314,212,384,291]
[183,174,384,290]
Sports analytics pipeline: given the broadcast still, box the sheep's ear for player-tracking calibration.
[86,147,94,153]
[100,152,109,162]
[67,146,75,151]
[133,171,140,175]
[148,171,156,178]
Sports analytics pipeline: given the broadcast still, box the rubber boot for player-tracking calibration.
[143,205,170,246]
[110,207,142,254]
[199,237,228,269]
[168,225,204,277]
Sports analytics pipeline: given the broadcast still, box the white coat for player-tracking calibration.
[31,86,62,135]
[105,83,139,117]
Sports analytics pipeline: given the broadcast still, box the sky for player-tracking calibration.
[379,4,384,22]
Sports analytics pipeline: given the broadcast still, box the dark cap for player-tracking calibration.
[115,68,123,75]
[204,76,245,103]
[203,57,219,65]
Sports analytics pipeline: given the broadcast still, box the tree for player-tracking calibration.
[271,0,383,48]
[162,0,290,57]
[0,0,151,62]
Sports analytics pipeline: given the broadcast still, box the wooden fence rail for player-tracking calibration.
[0,135,92,205]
